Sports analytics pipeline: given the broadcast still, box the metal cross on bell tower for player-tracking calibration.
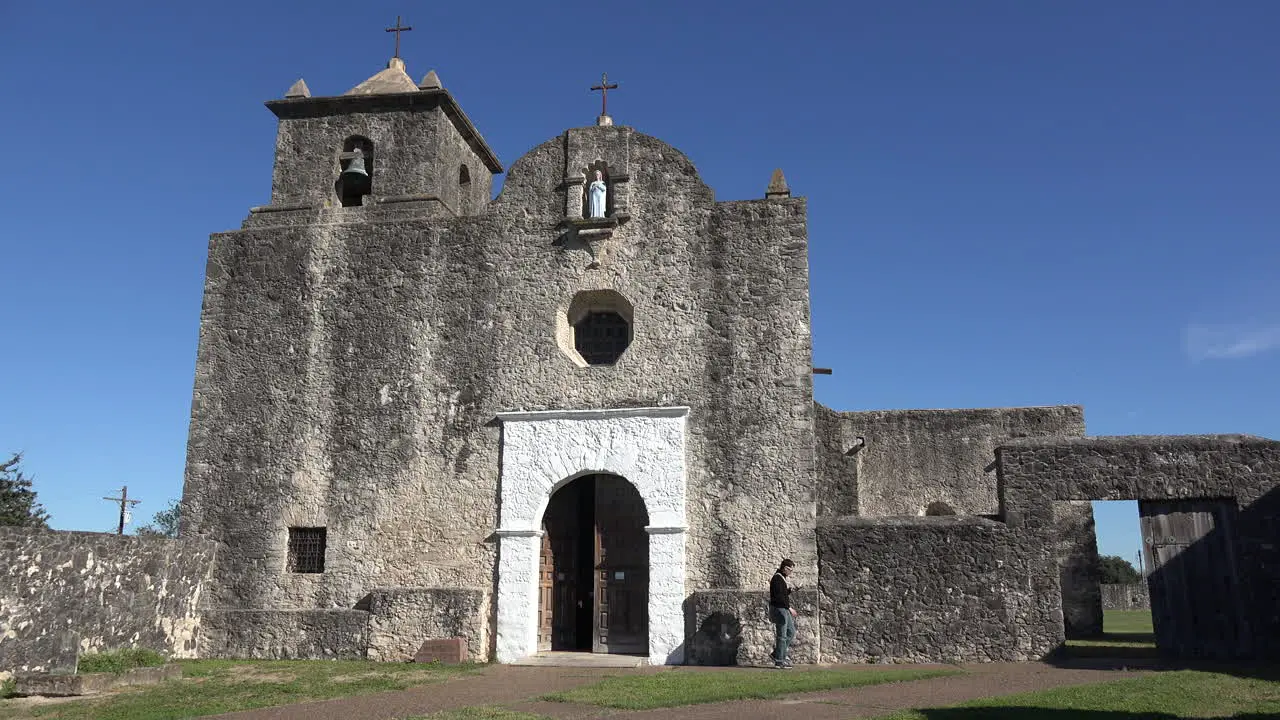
[385,16,413,59]
[590,72,619,126]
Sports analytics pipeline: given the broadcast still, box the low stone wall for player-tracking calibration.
[817,516,1058,663]
[365,588,487,662]
[200,609,371,659]
[201,587,488,661]
[1101,583,1150,611]
[0,528,217,673]
[687,589,818,666]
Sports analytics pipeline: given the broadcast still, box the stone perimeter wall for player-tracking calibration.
[998,434,1280,660]
[814,404,1085,518]
[1101,583,1150,611]
[0,528,217,673]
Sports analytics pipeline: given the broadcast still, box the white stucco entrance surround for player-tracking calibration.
[493,406,689,665]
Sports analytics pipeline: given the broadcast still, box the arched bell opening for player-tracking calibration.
[336,136,374,207]
[537,473,649,655]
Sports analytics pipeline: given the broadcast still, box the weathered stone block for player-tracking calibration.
[365,587,487,662]
[413,638,467,664]
[199,609,369,660]
[14,664,182,697]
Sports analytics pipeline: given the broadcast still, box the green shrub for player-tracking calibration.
[77,648,168,674]
[1,677,16,698]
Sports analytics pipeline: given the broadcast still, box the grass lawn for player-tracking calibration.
[878,669,1280,719]
[543,666,961,710]
[1064,609,1158,658]
[0,659,479,720]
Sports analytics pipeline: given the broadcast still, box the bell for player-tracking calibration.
[339,150,371,195]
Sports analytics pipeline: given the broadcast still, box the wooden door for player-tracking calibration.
[1139,499,1249,659]
[537,529,554,652]
[592,474,649,654]
[543,478,591,650]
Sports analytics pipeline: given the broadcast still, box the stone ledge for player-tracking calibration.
[14,664,181,697]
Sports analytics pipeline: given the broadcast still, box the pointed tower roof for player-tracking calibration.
[346,57,419,96]
[765,168,791,199]
[284,79,311,98]
[418,70,442,91]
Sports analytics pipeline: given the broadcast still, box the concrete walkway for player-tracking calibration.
[208,660,1157,720]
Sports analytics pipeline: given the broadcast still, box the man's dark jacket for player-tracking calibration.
[769,572,791,609]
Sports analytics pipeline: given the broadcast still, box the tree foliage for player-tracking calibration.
[0,453,50,528]
[1098,554,1142,584]
[136,499,181,538]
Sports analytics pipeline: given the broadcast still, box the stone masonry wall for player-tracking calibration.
[1101,583,1150,611]
[817,516,1059,663]
[1054,501,1103,637]
[0,528,216,673]
[183,124,819,660]
[815,405,1084,518]
[997,434,1280,660]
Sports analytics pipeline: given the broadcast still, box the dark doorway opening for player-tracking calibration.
[538,473,648,655]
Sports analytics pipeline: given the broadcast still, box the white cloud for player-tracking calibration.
[1183,322,1280,361]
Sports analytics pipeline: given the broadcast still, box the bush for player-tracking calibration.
[77,648,168,674]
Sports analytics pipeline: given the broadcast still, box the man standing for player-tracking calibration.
[769,558,797,668]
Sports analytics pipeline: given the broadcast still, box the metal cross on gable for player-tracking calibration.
[590,72,619,117]
[385,16,413,59]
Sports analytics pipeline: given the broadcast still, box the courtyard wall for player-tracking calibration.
[0,528,216,673]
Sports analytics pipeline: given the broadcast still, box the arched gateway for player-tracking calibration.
[493,407,689,665]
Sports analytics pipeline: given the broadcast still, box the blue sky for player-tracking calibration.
[1,2,1276,563]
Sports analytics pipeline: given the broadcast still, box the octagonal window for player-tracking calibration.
[557,290,634,367]
[575,311,630,365]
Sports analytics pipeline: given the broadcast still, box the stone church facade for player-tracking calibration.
[180,56,1280,665]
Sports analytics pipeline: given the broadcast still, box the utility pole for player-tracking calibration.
[103,486,141,536]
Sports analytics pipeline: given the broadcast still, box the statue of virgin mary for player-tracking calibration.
[587,170,607,218]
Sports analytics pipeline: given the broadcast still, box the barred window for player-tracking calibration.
[287,527,326,573]
[573,311,631,365]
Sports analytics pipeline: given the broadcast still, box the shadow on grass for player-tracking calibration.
[904,711,1279,720]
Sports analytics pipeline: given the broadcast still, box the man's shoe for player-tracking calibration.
[774,662,791,669]
[782,660,794,668]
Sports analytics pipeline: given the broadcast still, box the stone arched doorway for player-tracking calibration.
[538,473,649,654]
[493,406,689,665]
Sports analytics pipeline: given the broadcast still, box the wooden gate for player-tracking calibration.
[1138,499,1249,658]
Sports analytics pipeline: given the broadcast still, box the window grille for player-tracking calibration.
[574,312,630,365]
[288,527,326,573]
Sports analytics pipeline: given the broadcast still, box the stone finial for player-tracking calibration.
[765,169,790,199]
[418,70,442,90]
[284,78,311,99]
[345,57,419,95]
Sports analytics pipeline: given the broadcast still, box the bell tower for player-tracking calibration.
[259,51,502,216]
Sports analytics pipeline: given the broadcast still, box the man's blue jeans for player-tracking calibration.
[771,606,796,663]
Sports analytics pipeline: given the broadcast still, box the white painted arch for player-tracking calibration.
[494,406,689,665]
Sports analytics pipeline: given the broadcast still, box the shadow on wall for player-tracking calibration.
[689,611,743,666]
